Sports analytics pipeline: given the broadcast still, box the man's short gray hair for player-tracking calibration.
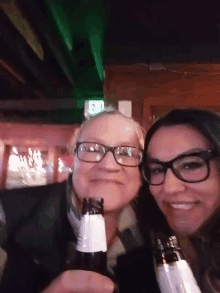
[67,108,146,154]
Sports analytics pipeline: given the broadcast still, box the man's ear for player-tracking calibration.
[67,127,80,154]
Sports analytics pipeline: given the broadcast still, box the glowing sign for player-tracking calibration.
[84,100,105,118]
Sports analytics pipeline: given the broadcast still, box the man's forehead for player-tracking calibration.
[79,115,136,140]
[86,115,133,131]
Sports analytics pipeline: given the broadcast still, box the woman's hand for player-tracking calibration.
[41,270,115,293]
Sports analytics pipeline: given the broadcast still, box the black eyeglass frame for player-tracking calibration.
[142,149,218,185]
[74,142,143,167]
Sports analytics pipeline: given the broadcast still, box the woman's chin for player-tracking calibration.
[169,222,199,236]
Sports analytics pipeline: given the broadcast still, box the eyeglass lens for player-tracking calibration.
[145,155,208,185]
[77,143,141,166]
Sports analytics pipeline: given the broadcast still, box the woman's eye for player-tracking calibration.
[182,162,204,170]
[150,167,164,175]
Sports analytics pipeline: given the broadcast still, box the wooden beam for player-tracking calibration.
[0,59,25,84]
[0,122,78,148]
[46,147,59,184]
[0,0,44,60]
[0,98,78,111]
[0,144,11,189]
[143,101,153,131]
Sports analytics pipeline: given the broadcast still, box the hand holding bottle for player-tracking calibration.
[42,198,114,293]
[41,270,115,293]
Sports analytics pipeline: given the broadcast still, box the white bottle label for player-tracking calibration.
[76,214,107,253]
[155,260,202,293]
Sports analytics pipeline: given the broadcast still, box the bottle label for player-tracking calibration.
[76,214,107,253]
[155,260,201,293]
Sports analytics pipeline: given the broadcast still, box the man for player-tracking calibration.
[0,110,159,293]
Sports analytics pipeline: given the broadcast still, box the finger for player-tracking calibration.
[42,270,115,293]
[69,270,115,293]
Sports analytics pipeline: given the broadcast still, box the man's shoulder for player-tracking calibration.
[0,180,66,200]
[0,181,67,223]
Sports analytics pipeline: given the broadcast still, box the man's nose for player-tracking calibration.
[162,168,186,194]
[98,151,120,170]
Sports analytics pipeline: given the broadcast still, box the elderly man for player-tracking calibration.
[0,110,159,293]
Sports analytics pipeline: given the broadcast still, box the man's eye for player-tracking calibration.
[80,145,101,153]
[86,147,101,153]
[117,150,134,157]
[118,150,130,156]
[117,147,139,157]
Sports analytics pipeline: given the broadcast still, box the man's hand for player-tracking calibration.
[41,270,115,293]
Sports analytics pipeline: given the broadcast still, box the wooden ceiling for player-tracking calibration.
[1,0,220,125]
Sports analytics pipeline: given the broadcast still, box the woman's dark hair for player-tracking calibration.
[136,108,220,241]
[143,108,220,165]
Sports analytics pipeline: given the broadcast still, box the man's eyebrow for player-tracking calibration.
[79,139,139,147]
[147,147,206,162]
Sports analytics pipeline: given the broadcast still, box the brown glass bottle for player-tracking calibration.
[74,198,107,275]
[154,236,201,293]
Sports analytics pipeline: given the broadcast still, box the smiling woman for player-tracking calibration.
[140,108,220,292]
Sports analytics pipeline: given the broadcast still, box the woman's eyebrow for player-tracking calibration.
[146,148,206,162]
[146,155,162,163]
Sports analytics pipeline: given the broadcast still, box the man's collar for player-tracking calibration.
[66,174,81,237]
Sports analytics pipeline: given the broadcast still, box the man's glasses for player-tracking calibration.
[74,142,143,167]
[142,150,217,185]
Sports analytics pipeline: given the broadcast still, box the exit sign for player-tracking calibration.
[84,100,105,118]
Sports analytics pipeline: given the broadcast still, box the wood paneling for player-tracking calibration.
[0,122,78,148]
[105,63,220,129]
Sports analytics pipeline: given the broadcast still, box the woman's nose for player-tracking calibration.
[162,168,186,194]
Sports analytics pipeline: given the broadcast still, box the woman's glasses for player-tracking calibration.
[74,142,143,167]
[142,150,217,185]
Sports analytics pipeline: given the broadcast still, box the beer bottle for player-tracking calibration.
[153,235,201,293]
[74,197,107,275]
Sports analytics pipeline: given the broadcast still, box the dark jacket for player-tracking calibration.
[0,181,160,293]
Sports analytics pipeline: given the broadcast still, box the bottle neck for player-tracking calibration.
[154,236,185,265]
[76,198,107,253]
[81,198,104,216]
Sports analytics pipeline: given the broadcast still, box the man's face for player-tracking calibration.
[72,115,142,212]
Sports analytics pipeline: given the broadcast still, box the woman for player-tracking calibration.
[0,109,149,293]
[140,108,220,292]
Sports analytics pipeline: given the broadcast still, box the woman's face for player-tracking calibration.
[147,125,220,236]
[72,115,142,213]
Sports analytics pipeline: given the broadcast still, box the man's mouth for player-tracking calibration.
[168,202,198,210]
[90,179,123,185]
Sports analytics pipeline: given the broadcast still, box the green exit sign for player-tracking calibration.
[84,100,105,118]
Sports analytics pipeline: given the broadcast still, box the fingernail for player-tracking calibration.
[103,280,114,291]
